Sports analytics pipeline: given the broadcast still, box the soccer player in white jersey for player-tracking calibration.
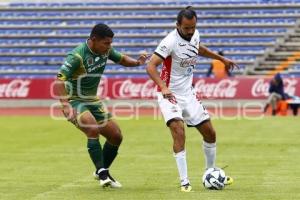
[147,6,238,192]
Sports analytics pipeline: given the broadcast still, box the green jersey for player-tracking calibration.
[57,40,123,101]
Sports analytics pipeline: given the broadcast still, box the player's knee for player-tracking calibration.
[173,127,185,145]
[205,129,216,143]
[175,127,185,139]
[112,133,123,146]
[85,127,99,138]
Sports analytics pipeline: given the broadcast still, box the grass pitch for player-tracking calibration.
[0,116,299,200]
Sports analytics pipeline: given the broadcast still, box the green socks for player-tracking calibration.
[87,138,104,170]
[103,141,119,168]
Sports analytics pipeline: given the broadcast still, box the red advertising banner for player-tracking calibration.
[0,77,299,99]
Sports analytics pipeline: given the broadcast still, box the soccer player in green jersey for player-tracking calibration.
[54,23,147,188]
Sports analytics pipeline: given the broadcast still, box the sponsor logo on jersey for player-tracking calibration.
[180,57,197,68]
[87,62,106,73]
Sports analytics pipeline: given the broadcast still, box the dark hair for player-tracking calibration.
[90,23,114,39]
[177,6,197,24]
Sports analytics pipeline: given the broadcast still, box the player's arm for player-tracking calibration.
[199,44,239,71]
[53,76,69,107]
[147,36,175,99]
[109,47,147,67]
[53,55,80,123]
[146,54,173,99]
[119,54,148,67]
[53,77,77,124]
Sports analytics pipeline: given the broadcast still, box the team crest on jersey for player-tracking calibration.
[87,57,94,66]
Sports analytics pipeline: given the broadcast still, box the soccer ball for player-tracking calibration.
[202,167,226,190]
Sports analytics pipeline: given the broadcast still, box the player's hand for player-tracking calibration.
[221,58,240,71]
[62,103,77,125]
[162,87,177,104]
[137,53,149,66]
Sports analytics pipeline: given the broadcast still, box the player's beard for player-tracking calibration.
[185,34,193,40]
[177,28,193,41]
[182,33,193,41]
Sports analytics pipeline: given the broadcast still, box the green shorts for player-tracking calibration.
[69,100,112,123]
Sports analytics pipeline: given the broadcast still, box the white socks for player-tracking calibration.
[174,150,189,185]
[173,142,216,185]
[203,141,216,168]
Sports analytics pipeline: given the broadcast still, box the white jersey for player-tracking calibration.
[155,29,200,95]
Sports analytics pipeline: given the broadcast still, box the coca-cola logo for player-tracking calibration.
[194,79,238,98]
[251,79,269,97]
[0,79,31,98]
[284,79,297,95]
[180,57,197,68]
[251,78,297,97]
[114,79,156,98]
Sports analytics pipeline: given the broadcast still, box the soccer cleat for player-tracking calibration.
[100,177,111,187]
[224,176,234,185]
[94,169,122,188]
[180,183,192,192]
[107,172,122,188]
[97,168,112,188]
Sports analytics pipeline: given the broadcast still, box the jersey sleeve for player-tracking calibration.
[57,54,81,81]
[154,36,174,60]
[108,47,123,63]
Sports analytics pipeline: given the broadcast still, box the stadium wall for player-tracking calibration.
[0,77,299,108]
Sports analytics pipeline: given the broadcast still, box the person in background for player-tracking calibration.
[206,51,231,78]
[263,73,289,116]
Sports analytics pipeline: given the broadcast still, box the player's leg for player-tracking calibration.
[90,102,122,188]
[183,93,214,169]
[157,93,191,192]
[195,119,233,185]
[184,92,234,186]
[76,110,112,187]
[70,100,111,187]
[195,120,216,169]
[99,120,122,168]
[168,119,192,192]
[96,120,122,188]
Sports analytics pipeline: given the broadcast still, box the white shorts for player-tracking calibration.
[157,91,210,126]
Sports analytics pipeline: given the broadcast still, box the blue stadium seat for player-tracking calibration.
[2,1,300,77]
